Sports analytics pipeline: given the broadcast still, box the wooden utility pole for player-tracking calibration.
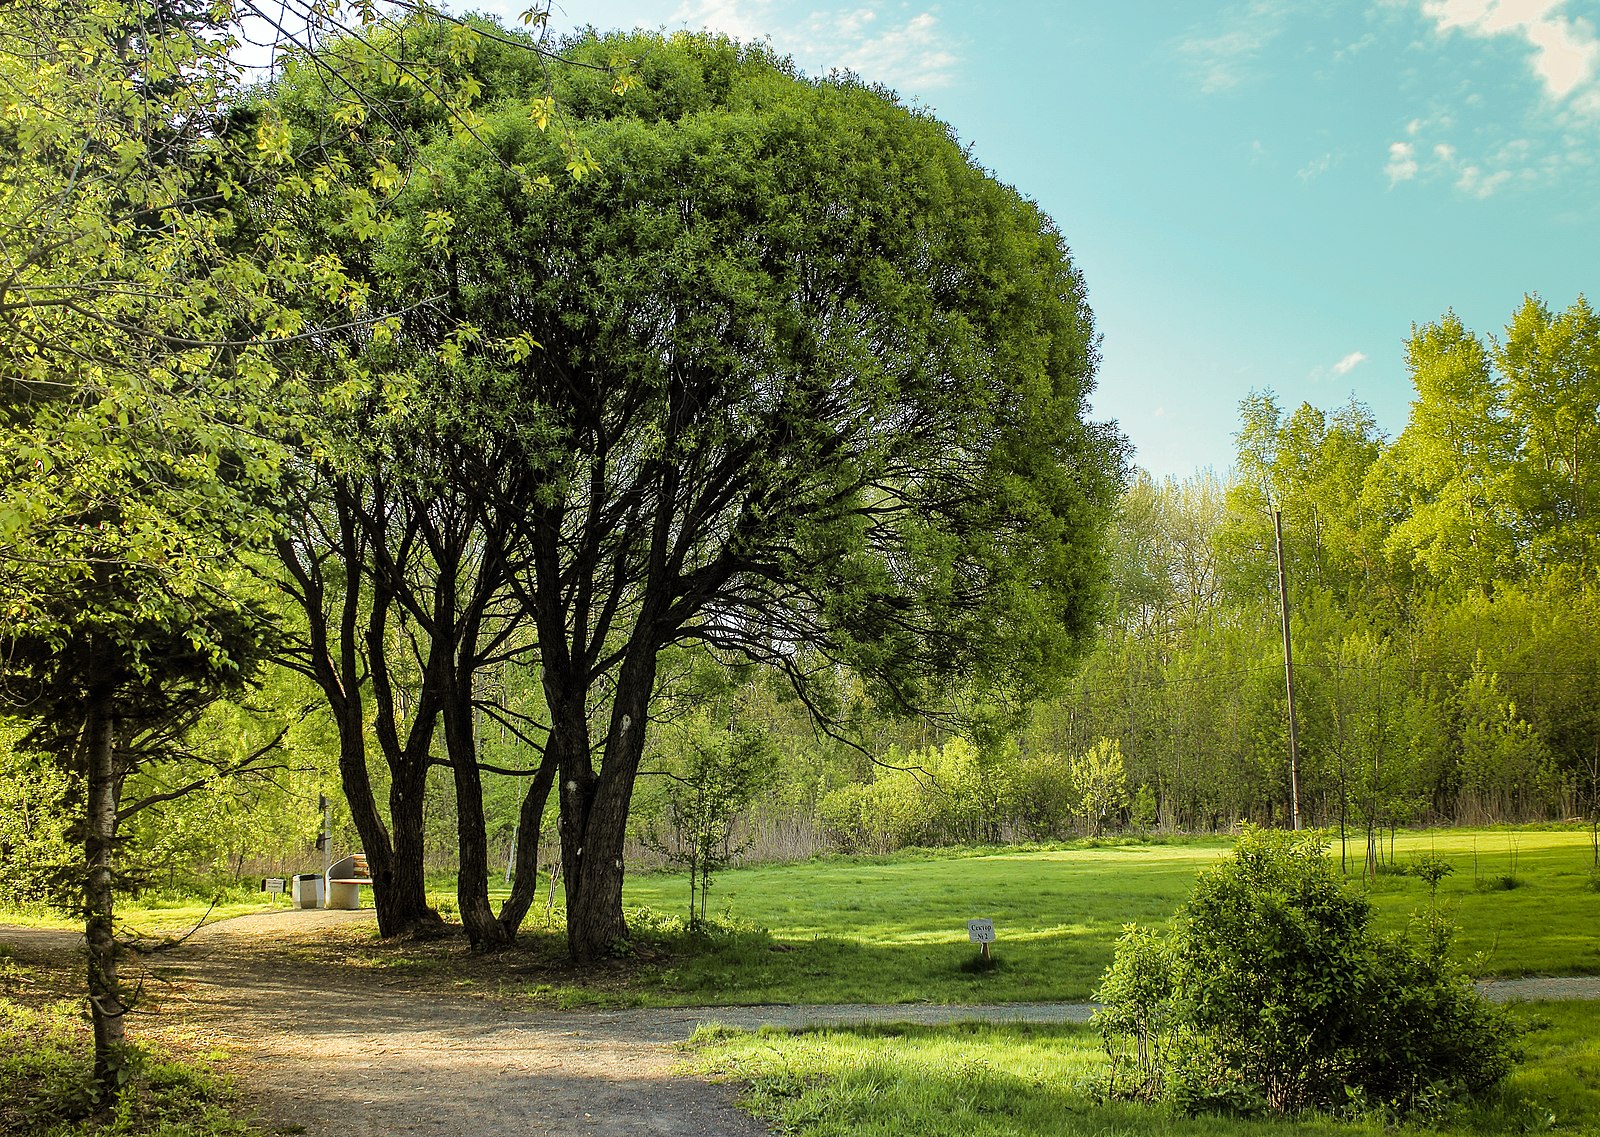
[1274,509,1303,831]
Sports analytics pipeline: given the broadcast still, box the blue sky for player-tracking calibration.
[462,1,1600,479]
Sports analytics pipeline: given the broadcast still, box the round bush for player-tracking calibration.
[1095,827,1521,1118]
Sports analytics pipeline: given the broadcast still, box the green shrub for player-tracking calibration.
[817,739,1011,852]
[1094,924,1172,1101]
[1095,826,1521,1119]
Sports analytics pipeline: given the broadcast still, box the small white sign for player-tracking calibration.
[263,877,287,894]
[967,918,995,944]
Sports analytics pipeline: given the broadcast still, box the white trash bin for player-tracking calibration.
[291,873,324,909]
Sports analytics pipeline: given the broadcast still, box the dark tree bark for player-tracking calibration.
[81,683,127,1097]
[276,479,442,937]
[280,416,554,946]
[555,648,659,962]
[496,755,558,938]
[444,685,505,947]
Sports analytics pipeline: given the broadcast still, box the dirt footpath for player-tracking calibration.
[7,911,1596,1137]
[9,913,769,1137]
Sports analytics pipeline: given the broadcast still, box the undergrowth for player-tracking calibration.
[0,955,258,1137]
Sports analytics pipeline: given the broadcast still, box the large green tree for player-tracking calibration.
[363,31,1124,961]
[0,0,295,1094]
[264,14,576,945]
[1500,294,1600,574]
[0,0,569,1089]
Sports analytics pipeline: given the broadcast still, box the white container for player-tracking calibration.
[291,873,324,909]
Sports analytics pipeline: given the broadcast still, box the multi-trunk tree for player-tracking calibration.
[336,29,1125,961]
[0,0,571,1092]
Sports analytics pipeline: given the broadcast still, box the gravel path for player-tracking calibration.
[4,912,1596,1137]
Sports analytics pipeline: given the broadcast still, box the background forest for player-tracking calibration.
[8,295,1595,905]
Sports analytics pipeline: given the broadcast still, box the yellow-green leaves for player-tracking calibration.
[499,330,543,363]
[255,114,295,163]
[564,142,598,181]
[528,95,555,130]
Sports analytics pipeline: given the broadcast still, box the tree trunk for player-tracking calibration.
[276,522,437,939]
[382,761,438,936]
[330,697,436,937]
[82,686,127,1100]
[497,753,558,939]
[559,650,657,963]
[444,688,509,948]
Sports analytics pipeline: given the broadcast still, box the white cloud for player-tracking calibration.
[671,0,778,42]
[666,2,961,91]
[1333,351,1369,376]
[821,9,960,89]
[1456,163,1516,194]
[834,7,878,36]
[1421,0,1600,101]
[1297,152,1335,180]
[1386,140,1421,182]
[1176,1,1293,93]
[1334,32,1379,60]
[1383,124,1534,197]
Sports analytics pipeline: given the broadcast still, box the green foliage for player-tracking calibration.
[692,1002,1598,1137]
[0,991,253,1136]
[817,738,1027,852]
[1095,924,1173,1100]
[1096,828,1522,1118]
[1455,665,1557,820]
[0,733,74,908]
[1072,738,1129,837]
[1008,749,1080,839]
[269,21,1124,959]
[1023,296,1600,837]
[637,711,767,926]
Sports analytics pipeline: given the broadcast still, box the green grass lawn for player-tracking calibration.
[688,999,1600,1137]
[546,828,1598,1005]
[7,826,1595,1009]
[0,893,296,938]
[612,839,1233,1004]
[1361,829,1600,977]
[5,827,1596,1136]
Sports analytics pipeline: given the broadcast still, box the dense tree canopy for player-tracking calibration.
[1033,295,1600,858]
[0,0,572,1086]
[318,30,1124,959]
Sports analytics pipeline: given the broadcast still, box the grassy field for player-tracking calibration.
[3,827,1597,1136]
[1360,829,1600,975]
[586,828,1600,1005]
[688,1000,1600,1137]
[5,826,1596,1008]
[612,839,1231,1004]
[0,892,298,938]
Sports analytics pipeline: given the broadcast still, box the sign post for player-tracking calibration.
[318,793,332,881]
[967,917,996,962]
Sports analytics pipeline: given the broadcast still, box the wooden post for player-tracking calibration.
[320,793,332,880]
[1274,509,1303,831]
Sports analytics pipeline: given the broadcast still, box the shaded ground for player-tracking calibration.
[5,913,766,1137]
[4,911,1597,1136]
